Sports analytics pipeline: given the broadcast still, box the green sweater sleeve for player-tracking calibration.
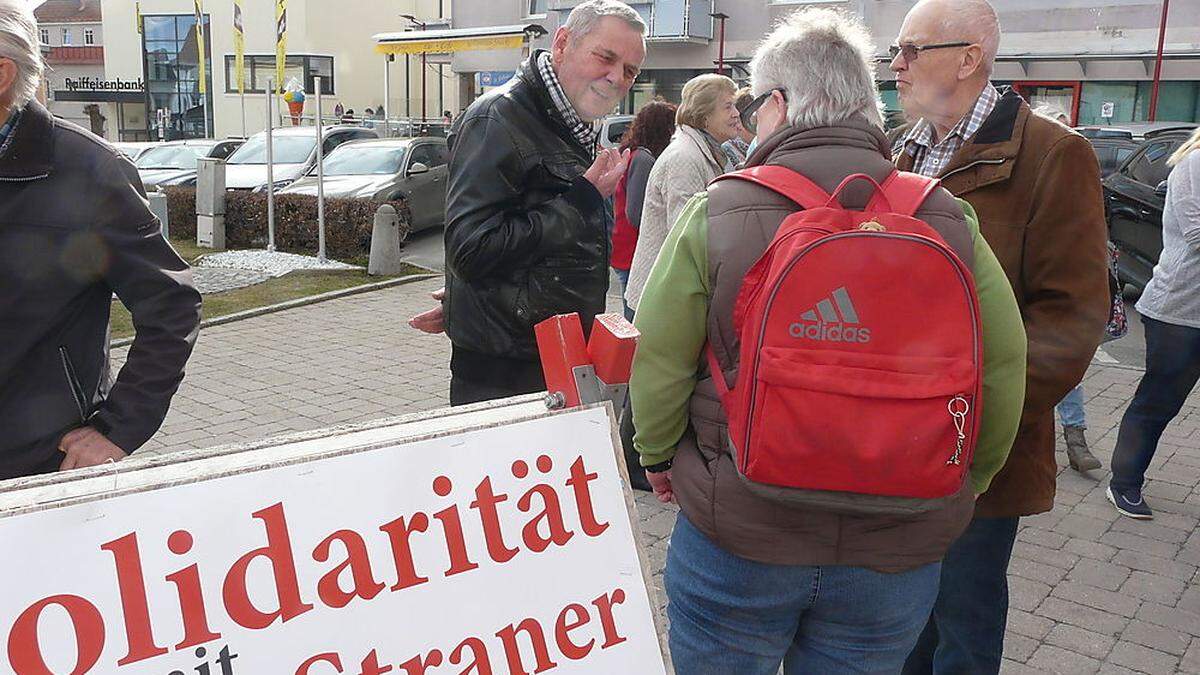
[960,198,1028,494]
[630,194,711,467]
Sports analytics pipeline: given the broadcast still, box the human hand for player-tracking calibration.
[409,287,446,334]
[58,427,127,471]
[583,148,630,199]
[647,469,674,504]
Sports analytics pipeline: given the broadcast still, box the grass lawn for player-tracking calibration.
[109,239,430,340]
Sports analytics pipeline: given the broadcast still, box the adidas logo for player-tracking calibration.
[789,287,872,343]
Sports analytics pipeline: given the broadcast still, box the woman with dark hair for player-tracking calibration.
[612,99,677,321]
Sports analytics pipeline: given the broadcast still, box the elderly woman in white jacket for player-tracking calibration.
[624,74,739,311]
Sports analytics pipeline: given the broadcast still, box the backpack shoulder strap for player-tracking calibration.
[865,170,942,217]
[711,165,832,211]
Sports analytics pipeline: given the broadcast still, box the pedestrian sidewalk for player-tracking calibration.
[116,279,1200,674]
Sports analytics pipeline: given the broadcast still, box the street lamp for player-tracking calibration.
[401,14,428,123]
[710,12,729,76]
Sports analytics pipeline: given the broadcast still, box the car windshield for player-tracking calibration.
[135,145,208,169]
[227,134,315,165]
[317,146,407,176]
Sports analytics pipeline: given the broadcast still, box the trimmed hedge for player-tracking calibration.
[160,187,411,260]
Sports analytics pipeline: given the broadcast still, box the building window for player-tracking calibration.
[223,54,335,95]
[39,28,48,45]
[84,28,95,45]
[142,14,213,140]
[528,0,548,16]
[61,28,71,45]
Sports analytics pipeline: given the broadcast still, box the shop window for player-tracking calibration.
[528,0,548,16]
[141,14,213,140]
[224,55,335,95]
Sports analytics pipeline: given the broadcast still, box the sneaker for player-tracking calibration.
[1107,485,1153,520]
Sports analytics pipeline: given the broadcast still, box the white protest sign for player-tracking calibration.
[0,402,667,674]
[1101,101,1115,119]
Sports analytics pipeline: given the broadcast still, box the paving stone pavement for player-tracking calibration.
[114,278,1200,674]
[190,267,273,294]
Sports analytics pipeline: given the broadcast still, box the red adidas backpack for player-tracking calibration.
[707,166,983,514]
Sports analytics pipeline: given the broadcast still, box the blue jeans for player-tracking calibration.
[665,514,942,675]
[1056,384,1087,428]
[1111,315,1200,492]
[902,516,1020,675]
[613,267,635,321]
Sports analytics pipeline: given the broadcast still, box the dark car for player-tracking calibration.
[1102,129,1193,290]
[1088,137,1139,178]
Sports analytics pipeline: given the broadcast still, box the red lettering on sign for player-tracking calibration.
[431,476,479,578]
[313,529,386,609]
[592,588,628,649]
[397,648,443,674]
[518,457,574,553]
[357,649,394,675]
[378,513,430,591]
[449,637,493,675]
[7,594,105,675]
[99,532,168,665]
[470,477,518,564]
[222,503,314,629]
[554,603,594,660]
[296,652,344,674]
[495,617,557,675]
[165,529,222,650]
[566,457,609,537]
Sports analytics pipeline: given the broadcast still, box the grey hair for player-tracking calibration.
[563,0,647,39]
[750,7,884,130]
[0,0,42,109]
[929,0,1001,75]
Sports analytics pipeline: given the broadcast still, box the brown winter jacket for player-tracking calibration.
[895,89,1110,518]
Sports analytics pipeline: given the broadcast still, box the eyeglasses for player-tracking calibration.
[739,88,788,134]
[889,41,972,62]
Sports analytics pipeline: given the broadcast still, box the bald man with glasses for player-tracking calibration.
[890,1,1110,673]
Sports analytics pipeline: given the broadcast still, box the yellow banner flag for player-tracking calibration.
[194,0,207,95]
[135,2,142,35]
[275,0,287,94]
[233,0,245,95]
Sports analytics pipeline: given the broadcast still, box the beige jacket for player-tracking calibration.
[624,124,727,309]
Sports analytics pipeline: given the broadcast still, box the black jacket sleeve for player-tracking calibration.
[624,148,655,230]
[444,113,604,281]
[90,154,202,453]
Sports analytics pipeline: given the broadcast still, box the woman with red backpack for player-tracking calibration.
[611,100,676,320]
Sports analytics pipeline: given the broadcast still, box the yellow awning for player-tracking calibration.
[373,24,546,56]
[375,34,525,55]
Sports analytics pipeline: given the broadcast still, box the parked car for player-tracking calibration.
[1076,126,1133,141]
[1086,136,1139,178]
[598,114,633,150]
[134,139,243,189]
[279,137,449,232]
[1102,129,1194,291]
[113,141,161,162]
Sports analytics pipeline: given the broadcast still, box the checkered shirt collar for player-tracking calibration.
[537,51,599,155]
[901,82,1000,174]
[0,106,23,159]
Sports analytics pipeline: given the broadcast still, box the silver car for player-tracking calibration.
[279,137,448,232]
[134,139,243,189]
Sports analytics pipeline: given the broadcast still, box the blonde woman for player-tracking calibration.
[623,73,739,311]
[1108,127,1200,520]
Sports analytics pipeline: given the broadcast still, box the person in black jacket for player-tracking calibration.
[0,0,202,479]
[430,0,646,405]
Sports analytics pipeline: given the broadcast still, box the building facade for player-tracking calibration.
[450,0,1200,126]
[97,0,458,141]
[36,0,112,136]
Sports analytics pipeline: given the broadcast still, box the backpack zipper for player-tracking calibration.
[741,231,982,472]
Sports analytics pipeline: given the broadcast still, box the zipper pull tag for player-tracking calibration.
[947,395,969,466]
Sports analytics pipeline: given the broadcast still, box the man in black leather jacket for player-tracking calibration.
[0,0,201,480]
[439,0,646,405]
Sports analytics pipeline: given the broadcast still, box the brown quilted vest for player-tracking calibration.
[671,121,979,572]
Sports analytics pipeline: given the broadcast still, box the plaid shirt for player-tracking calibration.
[537,51,598,156]
[899,83,1000,178]
[0,107,22,159]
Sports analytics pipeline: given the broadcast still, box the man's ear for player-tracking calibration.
[551,27,571,61]
[958,44,986,81]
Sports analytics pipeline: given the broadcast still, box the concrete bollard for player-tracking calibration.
[148,190,170,239]
[368,204,404,276]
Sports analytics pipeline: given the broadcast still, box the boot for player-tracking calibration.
[1063,425,1102,472]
